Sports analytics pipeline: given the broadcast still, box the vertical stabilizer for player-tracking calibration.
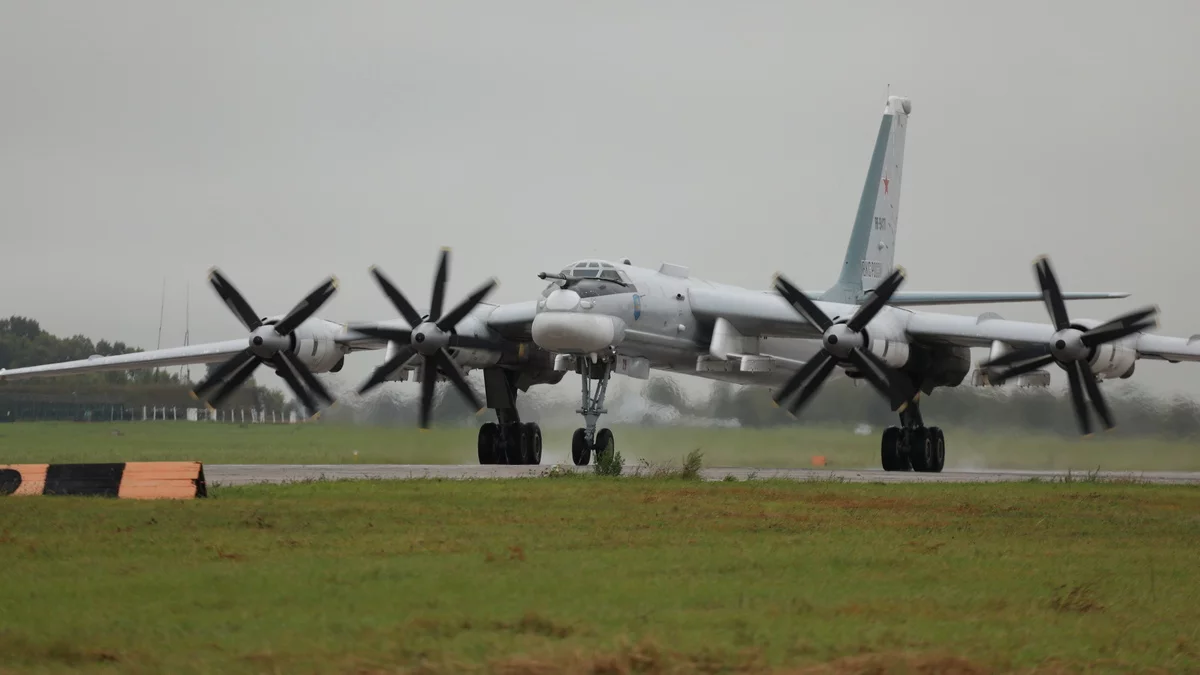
[823,95,911,303]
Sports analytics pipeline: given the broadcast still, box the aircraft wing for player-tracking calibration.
[905,313,1200,362]
[689,288,825,339]
[884,291,1129,306]
[0,339,248,381]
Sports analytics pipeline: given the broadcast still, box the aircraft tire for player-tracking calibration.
[504,423,528,465]
[571,428,590,466]
[928,427,945,473]
[478,422,499,465]
[909,427,933,472]
[524,423,543,465]
[880,426,905,471]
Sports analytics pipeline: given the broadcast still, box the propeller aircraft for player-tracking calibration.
[4,95,1196,472]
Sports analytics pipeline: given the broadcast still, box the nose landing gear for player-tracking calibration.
[571,355,615,466]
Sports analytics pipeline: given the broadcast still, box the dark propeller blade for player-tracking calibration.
[773,348,833,406]
[849,347,917,410]
[989,353,1056,385]
[788,354,839,416]
[207,357,261,409]
[847,267,906,332]
[1081,318,1157,349]
[1064,360,1092,437]
[1035,256,1071,331]
[369,266,424,327]
[433,349,484,412]
[358,345,417,396]
[1078,360,1115,431]
[350,326,414,344]
[429,248,450,323]
[209,268,263,331]
[271,353,321,418]
[191,348,256,400]
[274,277,339,335]
[418,358,436,429]
[280,351,334,406]
[436,278,499,332]
[773,275,833,332]
[984,343,1053,371]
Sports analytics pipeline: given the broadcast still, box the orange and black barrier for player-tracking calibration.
[0,461,206,499]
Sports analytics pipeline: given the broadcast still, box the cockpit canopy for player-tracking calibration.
[560,259,627,283]
[541,259,637,299]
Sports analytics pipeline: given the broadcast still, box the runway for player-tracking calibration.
[204,464,1200,486]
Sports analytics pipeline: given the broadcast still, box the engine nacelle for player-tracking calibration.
[867,338,911,369]
[1089,343,1137,379]
[292,323,349,373]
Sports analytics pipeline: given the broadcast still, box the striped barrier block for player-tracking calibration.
[0,462,207,499]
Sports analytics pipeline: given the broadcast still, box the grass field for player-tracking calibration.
[1,478,1198,673]
[2,421,1200,472]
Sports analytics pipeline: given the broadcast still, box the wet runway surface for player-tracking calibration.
[205,464,1200,486]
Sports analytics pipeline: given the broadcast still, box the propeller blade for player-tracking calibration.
[847,267,906,332]
[279,351,334,406]
[1034,257,1071,331]
[433,349,483,412]
[369,266,424,328]
[271,353,320,418]
[773,275,832,332]
[773,350,833,406]
[206,356,261,409]
[1088,306,1158,335]
[357,345,417,395]
[436,278,499,332]
[274,277,339,335]
[1081,318,1157,349]
[848,347,916,411]
[981,343,1052,370]
[191,348,256,400]
[418,357,436,429]
[1078,360,1115,431]
[349,326,413,344]
[429,248,450,323]
[989,353,1056,385]
[788,354,839,417]
[1064,359,1093,436]
[208,268,262,331]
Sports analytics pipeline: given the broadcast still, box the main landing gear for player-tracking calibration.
[478,421,542,465]
[571,356,615,466]
[880,397,945,472]
[476,368,543,465]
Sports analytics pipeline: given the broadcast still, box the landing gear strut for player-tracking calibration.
[880,397,945,473]
[571,356,615,466]
[477,368,543,465]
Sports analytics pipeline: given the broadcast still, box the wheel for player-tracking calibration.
[909,427,933,472]
[594,428,615,459]
[571,428,590,466]
[880,426,904,471]
[504,424,528,465]
[478,422,498,465]
[523,422,542,465]
[928,426,945,473]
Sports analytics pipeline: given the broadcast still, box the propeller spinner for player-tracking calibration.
[191,269,339,418]
[772,267,920,416]
[351,248,506,429]
[981,256,1158,436]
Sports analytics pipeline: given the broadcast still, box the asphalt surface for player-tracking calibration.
[204,464,1200,486]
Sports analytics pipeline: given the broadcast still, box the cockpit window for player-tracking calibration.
[541,259,637,298]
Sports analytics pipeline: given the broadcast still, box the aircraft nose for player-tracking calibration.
[532,291,625,354]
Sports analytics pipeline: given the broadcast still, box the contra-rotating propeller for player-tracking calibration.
[981,256,1158,436]
[190,269,339,418]
[351,248,506,429]
[772,267,920,416]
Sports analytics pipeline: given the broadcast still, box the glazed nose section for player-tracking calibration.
[544,289,581,311]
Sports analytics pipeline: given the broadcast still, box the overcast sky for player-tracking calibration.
[2,0,1198,403]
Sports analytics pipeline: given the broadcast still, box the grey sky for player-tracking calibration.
[2,1,1198,400]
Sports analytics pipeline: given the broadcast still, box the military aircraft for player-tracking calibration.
[3,95,1195,472]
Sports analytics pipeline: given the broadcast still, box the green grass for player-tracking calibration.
[1,479,1198,673]
[2,421,1199,472]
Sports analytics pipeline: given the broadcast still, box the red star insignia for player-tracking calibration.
[882,176,889,194]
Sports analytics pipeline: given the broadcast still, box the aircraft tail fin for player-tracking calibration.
[823,95,911,304]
